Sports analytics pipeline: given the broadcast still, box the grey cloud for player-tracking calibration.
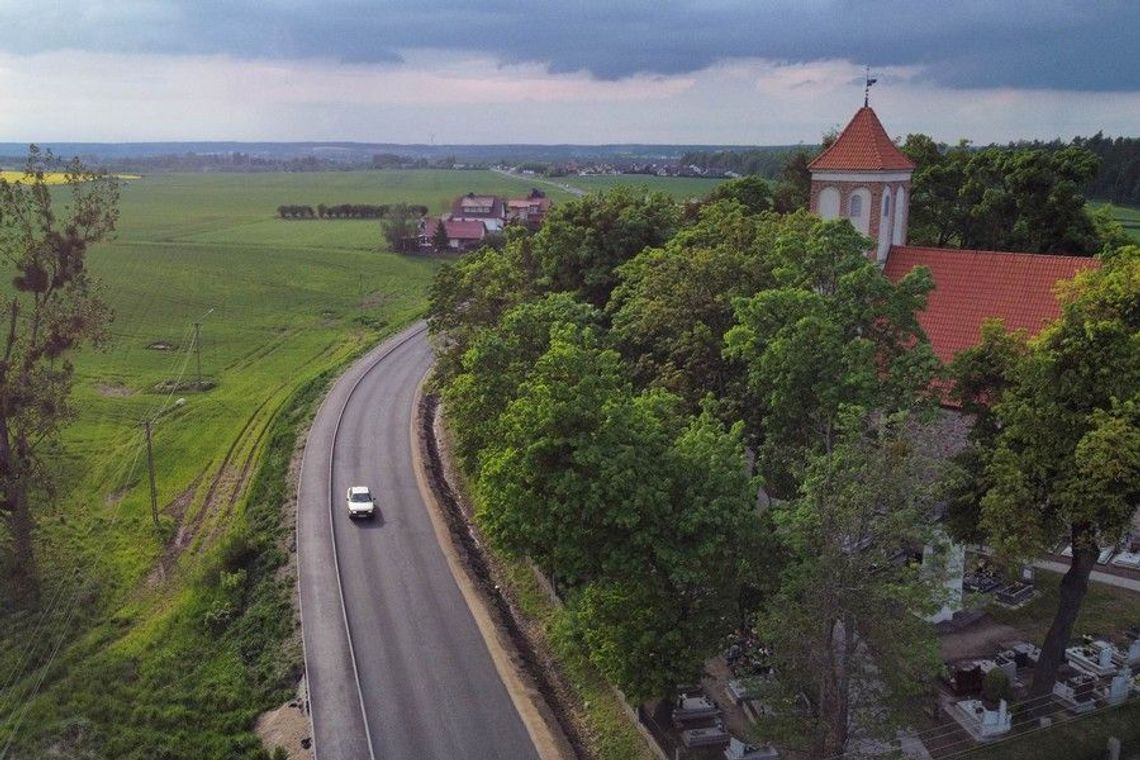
[2,0,1137,91]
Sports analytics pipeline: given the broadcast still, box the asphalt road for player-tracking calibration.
[298,324,539,760]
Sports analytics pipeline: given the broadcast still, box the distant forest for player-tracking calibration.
[681,134,1140,206]
[679,147,808,179]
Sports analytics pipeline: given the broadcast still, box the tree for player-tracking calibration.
[724,219,938,496]
[431,218,450,252]
[530,186,679,308]
[902,137,1108,255]
[772,150,813,214]
[475,325,759,697]
[442,293,600,471]
[608,204,813,415]
[381,203,420,252]
[0,148,119,609]
[706,176,774,215]
[757,412,944,757]
[427,234,540,383]
[961,248,1139,696]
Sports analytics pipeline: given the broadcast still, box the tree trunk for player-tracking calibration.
[816,617,850,757]
[1030,524,1098,697]
[0,410,40,610]
[3,486,40,609]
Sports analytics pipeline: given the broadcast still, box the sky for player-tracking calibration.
[0,0,1138,145]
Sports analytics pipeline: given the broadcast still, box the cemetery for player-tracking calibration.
[630,595,1138,759]
[932,629,1140,755]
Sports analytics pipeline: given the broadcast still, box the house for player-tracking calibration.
[809,105,1103,623]
[420,217,487,252]
[506,189,552,230]
[451,193,507,231]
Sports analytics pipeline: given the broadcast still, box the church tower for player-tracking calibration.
[808,107,914,263]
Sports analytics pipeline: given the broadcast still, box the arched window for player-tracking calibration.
[883,192,891,217]
[849,194,862,217]
[817,187,840,219]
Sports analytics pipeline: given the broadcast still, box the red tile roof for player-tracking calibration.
[884,245,1100,364]
[808,107,916,172]
[422,217,486,240]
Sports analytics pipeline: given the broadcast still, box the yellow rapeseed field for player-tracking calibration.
[0,170,141,184]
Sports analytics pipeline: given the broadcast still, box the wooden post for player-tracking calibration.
[144,419,159,529]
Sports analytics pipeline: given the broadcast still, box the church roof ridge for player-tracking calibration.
[808,106,916,172]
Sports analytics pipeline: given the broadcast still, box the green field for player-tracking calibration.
[0,169,570,757]
[1110,204,1140,243]
[560,173,729,200]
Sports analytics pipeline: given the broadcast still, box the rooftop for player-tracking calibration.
[808,107,916,173]
[883,245,1100,364]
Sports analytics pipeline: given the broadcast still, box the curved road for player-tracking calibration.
[298,324,539,760]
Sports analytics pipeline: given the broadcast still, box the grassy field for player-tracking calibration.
[561,173,728,200]
[0,169,564,757]
[985,569,1140,642]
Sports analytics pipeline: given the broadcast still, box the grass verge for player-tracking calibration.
[0,352,348,758]
[985,569,1140,642]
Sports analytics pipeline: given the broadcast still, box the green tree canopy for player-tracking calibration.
[757,412,944,757]
[902,136,1108,255]
[530,186,679,308]
[955,248,1140,695]
[724,219,937,495]
[607,204,813,413]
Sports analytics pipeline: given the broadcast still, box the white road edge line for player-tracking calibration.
[302,322,428,760]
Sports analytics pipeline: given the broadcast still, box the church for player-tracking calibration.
[807,105,1107,622]
[808,105,1100,366]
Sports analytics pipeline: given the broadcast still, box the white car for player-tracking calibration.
[346,486,376,519]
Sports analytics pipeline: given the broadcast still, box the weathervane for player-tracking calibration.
[864,65,878,107]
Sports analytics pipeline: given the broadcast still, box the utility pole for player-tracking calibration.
[193,321,202,388]
[144,419,159,529]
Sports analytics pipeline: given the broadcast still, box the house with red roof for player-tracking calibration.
[420,217,487,252]
[506,189,553,230]
[809,105,1100,368]
[451,193,507,231]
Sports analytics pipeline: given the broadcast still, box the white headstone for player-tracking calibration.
[1107,668,1131,705]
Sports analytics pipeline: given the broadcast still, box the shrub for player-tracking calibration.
[983,667,1013,703]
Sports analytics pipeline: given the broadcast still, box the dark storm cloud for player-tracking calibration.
[3,0,1137,91]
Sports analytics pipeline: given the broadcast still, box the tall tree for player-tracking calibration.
[705,176,774,215]
[427,233,540,383]
[431,218,450,252]
[442,293,600,471]
[380,202,420,253]
[772,150,814,214]
[902,137,1107,255]
[758,412,944,756]
[0,149,119,609]
[724,219,937,495]
[959,248,1140,696]
[607,203,806,412]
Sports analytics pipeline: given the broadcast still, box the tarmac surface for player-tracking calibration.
[297,324,539,760]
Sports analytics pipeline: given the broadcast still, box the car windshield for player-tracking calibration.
[351,491,372,502]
